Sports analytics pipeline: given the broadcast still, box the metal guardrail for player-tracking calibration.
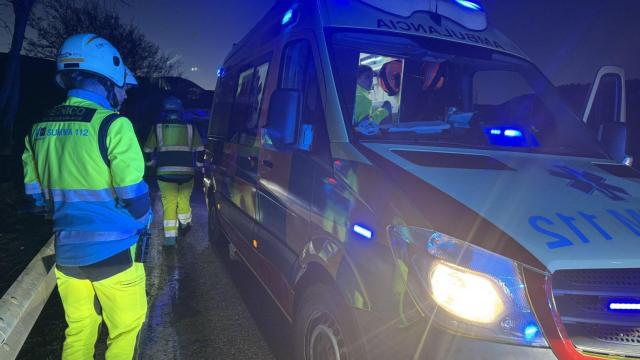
[0,236,56,360]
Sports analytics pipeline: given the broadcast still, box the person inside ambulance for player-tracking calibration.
[424,60,461,118]
[144,96,204,246]
[353,65,392,134]
[400,60,454,122]
[22,33,151,359]
[378,59,403,105]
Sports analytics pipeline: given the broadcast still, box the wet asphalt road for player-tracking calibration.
[140,190,290,360]
[19,186,292,359]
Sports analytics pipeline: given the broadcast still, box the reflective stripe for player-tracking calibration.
[57,230,137,244]
[187,124,193,148]
[158,146,191,152]
[164,220,178,227]
[195,162,204,167]
[25,182,42,195]
[143,147,154,153]
[156,124,164,147]
[165,230,178,237]
[194,146,205,151]
[49,188,116,202]
[178,213,192,223]
[115,181,148,199]
[157,166,195,173]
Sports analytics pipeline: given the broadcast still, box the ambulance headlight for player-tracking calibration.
[388,226,548,347]
[430,261,504,324]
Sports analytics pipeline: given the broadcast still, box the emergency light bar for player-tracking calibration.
[454,0,482,11]
[609,302,640,311]
[485,127,532,147]
[504,129,523,137]
[359,0,487,31]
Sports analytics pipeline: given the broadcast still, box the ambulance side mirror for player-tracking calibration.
[582,66,626,126]
[266,89,301,148]
[582,66,630,164]
[599,122,627,163]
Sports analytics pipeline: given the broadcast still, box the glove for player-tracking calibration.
[356,117,380,135]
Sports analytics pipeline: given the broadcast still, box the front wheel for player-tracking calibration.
[293,283,367,360]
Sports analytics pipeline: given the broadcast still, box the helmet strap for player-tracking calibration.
[105,81,121,110]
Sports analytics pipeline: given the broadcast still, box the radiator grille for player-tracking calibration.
[552,269,640,358]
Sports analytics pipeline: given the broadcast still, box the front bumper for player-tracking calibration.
[355,309,557,360]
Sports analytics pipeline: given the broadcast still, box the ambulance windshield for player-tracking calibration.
[329,31,608,159]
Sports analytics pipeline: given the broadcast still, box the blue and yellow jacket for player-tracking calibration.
[22,89,152,266]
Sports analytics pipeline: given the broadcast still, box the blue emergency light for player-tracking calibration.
[609,302,640,311]
[217,67,225,78]
[488,128,523,138]
[454,0,483,11]
[523,324,540,341]
[353,224,373,239]
[282,9,295,25]
[504,129,523,138]
[485,127,532,147]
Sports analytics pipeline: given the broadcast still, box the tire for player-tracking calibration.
[294,283,367,360]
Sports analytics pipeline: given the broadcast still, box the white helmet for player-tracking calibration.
[56,33,126,88]
[124,66,138,87]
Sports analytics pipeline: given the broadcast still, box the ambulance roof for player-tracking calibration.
[223,0,528,67]
[318,0,527,59]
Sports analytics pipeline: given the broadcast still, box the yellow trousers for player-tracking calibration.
[55,261,147,360]
[158,179,194,240]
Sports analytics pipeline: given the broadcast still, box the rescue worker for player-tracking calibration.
[22,34,151,359]
[143,96,204,246]
[419,60,453,120]
[353,64,392,130]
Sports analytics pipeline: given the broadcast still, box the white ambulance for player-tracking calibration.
[204,0,639,359]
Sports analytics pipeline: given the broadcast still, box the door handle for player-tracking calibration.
[262,159,274,169]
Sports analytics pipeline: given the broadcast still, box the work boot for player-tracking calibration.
[179,222,192,236]
[163,236,177,247]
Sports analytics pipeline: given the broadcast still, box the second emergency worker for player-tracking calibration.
[354,65,392,134]
[22,34,151,359]
[144,96,204,246]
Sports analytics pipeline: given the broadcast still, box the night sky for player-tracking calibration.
[2,0,639,90]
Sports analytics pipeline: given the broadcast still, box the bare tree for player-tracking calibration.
[25,0,181,78]
[0,3,12,35]
[0,0,179,153]
[0,0,36,154]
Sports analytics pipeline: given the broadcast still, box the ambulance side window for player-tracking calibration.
[277,40,329,158]
[229,62,270,146]
[208,72,236,140]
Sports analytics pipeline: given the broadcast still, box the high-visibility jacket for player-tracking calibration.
[354,84,389,124]
[22,90,152,266]
[143,121,204,182]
